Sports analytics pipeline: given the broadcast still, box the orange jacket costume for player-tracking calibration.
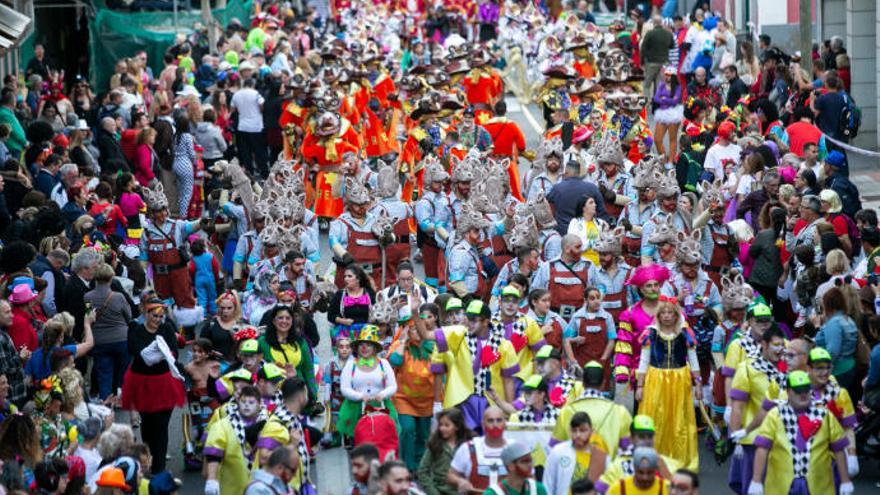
[482,116,526,201]
[462,69,503,124]
[301,119,360,218]
[364,108,401,158]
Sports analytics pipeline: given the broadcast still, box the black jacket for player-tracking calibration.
[59,275,92,341]
[96,130,128,175]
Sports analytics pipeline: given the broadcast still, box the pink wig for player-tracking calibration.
[626,263,671,287]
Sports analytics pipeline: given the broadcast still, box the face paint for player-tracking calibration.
[485,425,505,439]
[238,397,260,417]
[500,299,518,316]
[643,292,659,300]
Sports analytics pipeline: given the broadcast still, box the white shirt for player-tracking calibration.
[450,437,508,479]
[231,88,265,132]
[703,142,742,182]
[74,446,102,482]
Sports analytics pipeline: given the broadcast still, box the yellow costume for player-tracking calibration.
[552,389,632,458]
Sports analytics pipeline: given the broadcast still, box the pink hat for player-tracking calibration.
[626,264,671,287]
[8,284,39,305]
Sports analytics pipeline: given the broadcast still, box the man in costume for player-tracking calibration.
[329,182,381,289]
[806,347,859,478]
[415,159,452,291]
[749,370,854,495]
[483,441,549,495]
[447,407,511,494]
[640,170,689,265]
[595,415,681,493]
[491,247,542,311]
[696,180,738,287]
[710,274,754,415]
[482,100,532,202]
[531,345,583,407]
[618,160,660,267]
[418,300,518,432]
[594,134,634,224]
[490,286,546,391]
[588,227,634,323]
[606,448,671,495]
[369,163,413,287]
[300,111,360,219]
[615,264,670,385]
[531,234,590,321]
[552,361,633,459]
[204,386,269,495]
[447,205,493,300]
[721,303,774,411]
[255,377,312,494]
[400,98,443,200]
[523,137,563,201]
[140,185,204,308]
[462,49,503,125]
[727,327,788,495]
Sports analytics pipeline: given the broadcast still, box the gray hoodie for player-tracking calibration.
[193,121,228,159]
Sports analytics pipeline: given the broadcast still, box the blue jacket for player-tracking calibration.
[815,311,858,376]
[546,177,608,235]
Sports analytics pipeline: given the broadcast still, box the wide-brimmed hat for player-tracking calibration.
[356,324,383,349]
[570,77,602,95]
[8,284,38,304]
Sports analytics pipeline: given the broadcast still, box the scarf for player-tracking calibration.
[777,404,827,478]
[490,315,527,353]
[738,331,761,360]
[516,403,559,424]
[318,134,342,163]
[226,402,268,469]
[750,355,787,388]
[272,405,310,481]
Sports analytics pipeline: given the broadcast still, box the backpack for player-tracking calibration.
[828,212,861,255]
[839,91,861,139]
[829,176,863,218]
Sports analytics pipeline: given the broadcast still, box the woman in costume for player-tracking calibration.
[337,324,399,440]
[635,297,700,471]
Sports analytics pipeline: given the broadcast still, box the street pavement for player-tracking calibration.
[161,97,880,494]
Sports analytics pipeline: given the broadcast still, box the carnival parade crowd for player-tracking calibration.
[0,0,879,494]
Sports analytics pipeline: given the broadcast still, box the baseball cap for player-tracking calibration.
[465,300,485,316]
[149,471,182,495]
[535,345,562,361]
[748,303,773,322]
[445,298,463,311]
[787,370,811,393]
[500,441,532,465]
[522,375,548,392]
[825,150,846,169]
[500,286,521,299]
[258,363,285,382]
[226,368,253,383]
[632,415,656,433]
[808,347,832,364]
[239,339,260,354]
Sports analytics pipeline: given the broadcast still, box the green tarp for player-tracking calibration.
[88,0,252,91]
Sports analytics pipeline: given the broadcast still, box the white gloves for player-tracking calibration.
[839,481,854,495]
[733,445,744,458]
[730,429,747,443]
[724,406,732,424]
[746,482,764,495]
[433,402,443,414]
[140,340,163,366]
[205,480,220,495]
[846,454,859,477]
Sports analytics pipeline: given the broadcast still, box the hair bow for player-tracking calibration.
[658,295,679,305]
[233,327,258,342]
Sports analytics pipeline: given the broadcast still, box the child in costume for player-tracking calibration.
[321,336,352,447]
[564,287,616,386]
[189,238,221,316]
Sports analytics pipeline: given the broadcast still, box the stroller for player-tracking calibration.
[353,402,399,462]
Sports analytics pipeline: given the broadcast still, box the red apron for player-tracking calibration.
[602,268,632,323]
[384,217,412,287]
[575,316,612,390]
[334,218,382,289]
[146,228,195,307]
[467,441,506,493]
[704,228,732,288]
[548,261,588,320]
